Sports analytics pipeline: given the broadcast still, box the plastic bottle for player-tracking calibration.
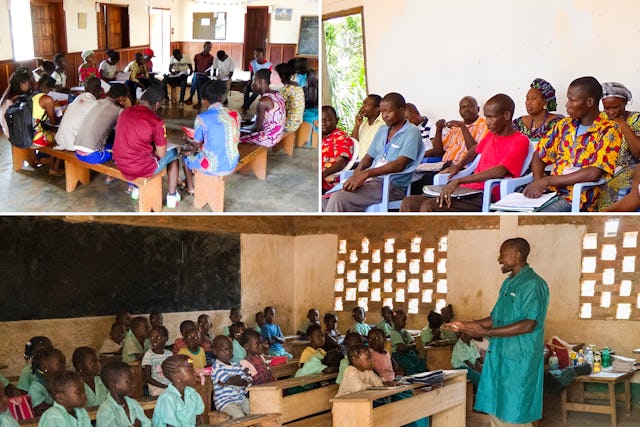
[549,351,560,370]
[569,350,578,367]
[585,347,594,368]
[577,348,585,365]
[602,347,611,368]
[594,351,602,373]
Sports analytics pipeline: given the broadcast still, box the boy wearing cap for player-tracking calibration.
[78,50,99,86]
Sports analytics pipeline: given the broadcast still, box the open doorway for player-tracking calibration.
[243,6,270,70]
[323,7,367,133]
[149,8,171,75]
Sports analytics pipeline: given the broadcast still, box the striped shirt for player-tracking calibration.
[416,117,432,150]
[141,349,172,396]
[211,359,252,411]
[441,117,488,163]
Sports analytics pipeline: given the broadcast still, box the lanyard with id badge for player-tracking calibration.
[375,139,399,167]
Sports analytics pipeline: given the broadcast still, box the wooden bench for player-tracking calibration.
[271,359,300,379]
[11,145,165,212]
[128,361,144,399]
[193,376,214,415]
[331,370,467,427]
[295,122,317,148]
[250,372,338,424]
[207,412,282,427]
[283,340,310,360]
[19,396,157,427]
[286,411,332,427]
[192,143,267,212]
[272,132,295,157]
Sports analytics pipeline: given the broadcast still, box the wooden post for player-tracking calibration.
[193,172,225,212]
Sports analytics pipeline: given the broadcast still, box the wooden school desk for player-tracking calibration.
[561,370,635,427]
[270,359,300,379]
[250,372,338,424]
[331,369,467,427]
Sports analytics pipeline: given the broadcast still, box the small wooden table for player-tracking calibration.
[561,370,635,427]
[331,370,467,427]
[424,344,454,371]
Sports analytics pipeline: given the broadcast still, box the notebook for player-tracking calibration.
[422,185,483,198]
[490,192,557,212]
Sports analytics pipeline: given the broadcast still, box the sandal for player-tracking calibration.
[178,181,195,196]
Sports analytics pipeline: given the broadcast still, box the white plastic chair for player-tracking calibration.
[339,142,427,212]
[325,138,359,180]
[432,139,536,212]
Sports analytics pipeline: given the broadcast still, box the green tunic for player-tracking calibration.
[27,377,52,407]
[389,329,425,375]
[17,365,35,391]
[348,322,370,336]
[152,384,204,427]
[96,394,151,427]
[0,409,19,427]
[84,376,109,408]
[121,334,151,363]
[39,402,91,427]
[375,320,393,337]
[474,265,549,424]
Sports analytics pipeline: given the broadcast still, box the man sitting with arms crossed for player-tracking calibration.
[410,96,488,194]
[522,76,622,212]
[323,92,422,212]
[401,94,529,212]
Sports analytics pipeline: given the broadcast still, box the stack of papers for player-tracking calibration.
[490,192,557,212]
[612,355,636,372]
[402,370,444,386]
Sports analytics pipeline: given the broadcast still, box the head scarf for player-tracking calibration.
[81,50,94,61]
[530,78,557,112]
[602,82,632,103]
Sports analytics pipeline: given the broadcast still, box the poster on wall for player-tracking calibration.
[214,12,226,40]
[275,8,292,21]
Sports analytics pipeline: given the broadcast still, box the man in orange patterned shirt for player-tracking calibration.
[524,76,622,212]
[410,96,488,194]
[322,106,353,193]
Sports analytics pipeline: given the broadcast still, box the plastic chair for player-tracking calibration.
[432,139,536,212]
[325,138,359,180]
[339,143,427,212]
[498,174,606,212]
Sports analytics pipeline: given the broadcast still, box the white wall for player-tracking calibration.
[63,0,177,53]
[176,0,318,44]
[323,0,640,122]
[0,0,11,60]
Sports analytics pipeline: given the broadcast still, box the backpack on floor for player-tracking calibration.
[4,94,34,148]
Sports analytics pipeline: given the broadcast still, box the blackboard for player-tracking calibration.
[297,16,319,56]
[0,218,241,321]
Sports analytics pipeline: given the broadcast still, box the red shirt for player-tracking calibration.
[322,128,353,191]
[194,52,214,73]
[113,105,167,181]
[461,131,529,198]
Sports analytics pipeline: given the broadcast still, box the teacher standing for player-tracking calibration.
[444,238,549,427]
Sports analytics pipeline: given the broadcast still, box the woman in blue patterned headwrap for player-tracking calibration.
[513,78,563,139]
[597,82,640,210]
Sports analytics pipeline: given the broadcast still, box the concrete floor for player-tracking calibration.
[0,90,319,213]
[467,392,640,427]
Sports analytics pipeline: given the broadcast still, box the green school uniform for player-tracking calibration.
[0,409,19,427]
[389,329,425,375]
[0,375,8,387]
[28,376,53,407]
[152,384,204,427]
[84,376,109,407]
[39,401,91,427]
[121,334,151,363]
[451,340,480,369]
[17,365,35,391]
[474,265,549,424]
[96,394,151,427]
[348,322,370,336]
[375,320,393,337]
[335,356,349,384]
[231,339,247,364]
[253,325,261,333]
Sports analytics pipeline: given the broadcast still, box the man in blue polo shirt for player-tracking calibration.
[323,92,423,212]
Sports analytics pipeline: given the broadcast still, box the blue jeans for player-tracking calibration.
[189,72,208,101]
[153,148,178,176]
[75,143,113,164]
